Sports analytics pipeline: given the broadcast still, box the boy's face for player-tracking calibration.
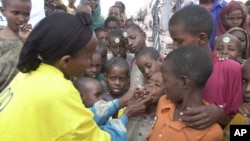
[225,10,243,29]
[108,7,121,20]
[96,31,109,47]
[105,66,129,97]
[80,81,103,107]
[242,63,250,102]
[124,27,146,54]
[106,21,120,32]
[136,54,161,79]
[143,72,165,104]
[83,53,102,78]
[2,0,31,33]
[169,25,200,49]
[109,36,126,57]
[161,61,183,103]
[214,37,241,61]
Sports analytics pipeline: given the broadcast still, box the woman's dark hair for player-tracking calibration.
[17,12,93,73]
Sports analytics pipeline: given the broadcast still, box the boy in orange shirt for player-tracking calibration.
[148,46,223,141]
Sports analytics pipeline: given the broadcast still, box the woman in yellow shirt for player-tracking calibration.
[0,12,150,141]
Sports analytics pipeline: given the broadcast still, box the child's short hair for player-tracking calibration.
[94,27,108,34]
[73,76,102,94]
[104,16,120,28]
[109,5,121,13]
[54,4,67,12]
[124,23,144,33]
[105,57,129,75]
[108,29,123,41]
[135,47,160,61]
[2,0,31,8]
[169,5,214,38]
[164,46,213,88]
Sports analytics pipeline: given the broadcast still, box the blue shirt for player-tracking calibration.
[90,99,128,141]
[209,0,227,50]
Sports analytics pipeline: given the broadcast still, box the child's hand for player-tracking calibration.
[238,103,250,117]
[118,85,144,108]
[179,104,231,129]
[217,53,229,61]
[18,24,32,42]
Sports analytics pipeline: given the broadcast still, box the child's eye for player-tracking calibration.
[173,39,183,45]
[12,11,19,15]
[119,77,126,81]
[110,77,116,81]
[228,48,236,51]
[243,78,248,84]
[155,83,161,87]
[23,13,30,17]
[146,63,152,68]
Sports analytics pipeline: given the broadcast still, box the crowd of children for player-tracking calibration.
[1,0,250,141]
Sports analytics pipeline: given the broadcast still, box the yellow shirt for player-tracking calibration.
[0,63,111,141]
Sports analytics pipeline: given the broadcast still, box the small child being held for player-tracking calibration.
[148,46,223,141]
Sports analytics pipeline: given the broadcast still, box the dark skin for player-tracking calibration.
[118,86,153,118]
[238,62,250,117]
[169,25,231,129]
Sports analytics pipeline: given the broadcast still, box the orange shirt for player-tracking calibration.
[147,95,223,141]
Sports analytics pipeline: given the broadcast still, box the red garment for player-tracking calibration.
[202,53,243,117]
[216,1,248,36]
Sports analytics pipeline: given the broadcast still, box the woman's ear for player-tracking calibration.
[58,55,71,69]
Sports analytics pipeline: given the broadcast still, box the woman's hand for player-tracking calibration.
[123,95,152,119]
